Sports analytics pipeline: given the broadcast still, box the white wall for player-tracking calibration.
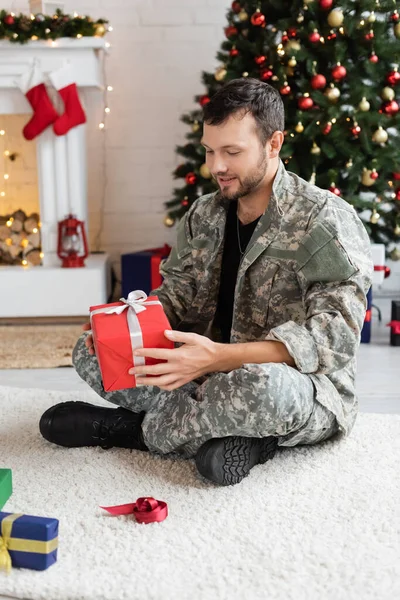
[8,0,228,278]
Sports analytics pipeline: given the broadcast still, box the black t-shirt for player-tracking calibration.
[216,200,261,343]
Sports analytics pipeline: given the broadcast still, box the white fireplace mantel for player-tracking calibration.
[0,38,110,318]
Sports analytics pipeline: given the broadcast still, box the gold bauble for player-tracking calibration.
[242,71,249,77]
[327,9,344,28]
[361,168,376,187]
[297,14,304,23]
[381,87,395,101]
[238,10,248,21]
[395,23,400,39]
[303,0,315,4]
[199,163,211,179]
[368,11,376,23]
[164,215,175,227]
[295,122,304,133]
[359,97,370,111]
[324,85,341,103]
[390,247,400,261]
[286,66,295,77]
[372,126,388,144]
[95,23,106,36]
[311,142,321,155]
[346,159,353,168]
[192,121,200,133]
[394,224,400,236]
[286,40,301,52]
[215,66,227,82]
[370,209,380,224]
[288,56,297,67]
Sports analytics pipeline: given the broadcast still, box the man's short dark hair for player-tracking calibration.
[202,78,285,146]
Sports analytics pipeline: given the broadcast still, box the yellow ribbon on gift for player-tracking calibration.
[0,513,58,574]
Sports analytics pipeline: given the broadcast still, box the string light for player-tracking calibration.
[21,260,28,266]
[4,174,9,180]
[107,86,113,91]
[0,131,5,135]
[0,192,5,197]
[105,107,110,113]
[4,150,9,156]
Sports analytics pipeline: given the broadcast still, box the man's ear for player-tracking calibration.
[268,131,284,159]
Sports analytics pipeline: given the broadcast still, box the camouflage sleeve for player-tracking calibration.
[265,203,374,375]
[149,210,197,329]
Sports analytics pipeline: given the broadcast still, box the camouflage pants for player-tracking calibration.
[72,334,339,458]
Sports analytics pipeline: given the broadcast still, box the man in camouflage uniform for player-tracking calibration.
[40,79,373,486]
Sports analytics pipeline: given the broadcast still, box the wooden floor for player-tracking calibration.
[0,298,399,414]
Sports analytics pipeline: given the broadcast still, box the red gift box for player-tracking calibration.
[90,291,174,391]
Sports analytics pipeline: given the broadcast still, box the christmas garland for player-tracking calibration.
[0,9,109,44]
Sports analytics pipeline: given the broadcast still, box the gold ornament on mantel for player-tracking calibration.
[95,23,106,36]
[215,66,227,81]
[359,97,370,111]
[327,8,344,28]
[372,126,388,144]
[362,168,377,186]
[164,215,175,227]
[381,87,395,101]
[200,163,211,179]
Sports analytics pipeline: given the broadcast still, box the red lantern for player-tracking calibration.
[298,96,314,110]
[311,74,327,89]
[57,214,89,268]
[332,64,347,80]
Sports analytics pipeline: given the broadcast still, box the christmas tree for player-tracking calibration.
[166,0,400,259]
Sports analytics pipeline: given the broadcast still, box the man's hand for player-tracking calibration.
[82,322,96,356]
[128,330,219,391]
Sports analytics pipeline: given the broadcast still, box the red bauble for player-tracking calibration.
[387,70,400,85]
[329,185,341,196]
[327,32,337,40]
[181,199,189,207]
[250,10,266,27]
[260,68,273,81]
[3,14,15,25]
[390,11,399,22]
[311,74,327,89]
[185,172,197,185]
[230,48,239,57]
[231,1,241,13]
[365,31,374,40]
[199,95,210,106]
[225,25,238,38]
[280,84,291,95]
[319,0,333,9]
[309,31,321,43]
[392,172,400,181]
[298,96,314,110]
[351,124,361,136]
[254,55,267,65]
[396,188,400,201]
[369,53,379,63]
[332,64,347,80]
[282,33,289,43]
[370,171,379,180]
[383,100,400,115]
[323,123,332,135]
[384,266,391,278]
[288,27,297,38]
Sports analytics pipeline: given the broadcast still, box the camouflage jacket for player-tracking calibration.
[151,160,373,435]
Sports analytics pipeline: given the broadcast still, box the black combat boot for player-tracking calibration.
[39,401,148,451]
[195,435,278,486]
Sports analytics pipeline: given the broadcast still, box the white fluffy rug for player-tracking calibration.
[0,386,399,600]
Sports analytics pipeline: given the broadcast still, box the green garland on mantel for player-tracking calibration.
[0,8,109,44]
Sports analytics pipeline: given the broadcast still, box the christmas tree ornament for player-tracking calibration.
[361,167,375,187]
[286,66,295,77]
[250,9,266,27]
[231,1,241,13]
[370,209,380,224]
[346,159,353,168]
[242,71,249,77]
[192,121,200,133]
[238,10,249,21]
[391,10,399,22]
[396,188,400,201]
[286,40,301,52]
[230,47,239,57]
[390,247,400,261]
[359,97,370,111]
[351,122,361,136]
[164,216,175,227]
[394,224,400,236]
[319,0,333,10]
[329,184,341,196]
[383,100,399,115]
[327,30,337,40]
[288,27,298,38]
[200,163,211,179]
[327,9,344,28]
[325,85,341,103]
[309,30,321,43]
[282,31,289,43]
[332,63,347,80]
[215,66,227,81]
[280,83,291,95]
[311,74,327,89]
[311,142,321,155]
[297,14,305,23]
[295,122,304,133]
[288,57,297,67]
[368,12,376,23]
[224,25,238,38]
[386,69,400,85]
[298,94,314,110]
[95,24,106,36]
[392,172,400,181]
[395,23,400,38]
[3,14,15,26]
[199,95,210,106]
[370,169,379,180]
[304,0,315,4]
[254,55,267,65]
[260,67,273,80]
[369,52,379,63]
[372,126,388,144]
[365,30,374,41]
[181,198,189,207]
[323,122,332,134]
[185,172,197,185]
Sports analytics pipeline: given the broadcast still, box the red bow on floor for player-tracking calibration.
[387,320,400,335]
[100,497,168,524]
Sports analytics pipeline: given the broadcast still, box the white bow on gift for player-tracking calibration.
[90,290,162,372]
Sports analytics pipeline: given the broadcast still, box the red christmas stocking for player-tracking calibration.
[17,63,58,141]
[49,65,86,136]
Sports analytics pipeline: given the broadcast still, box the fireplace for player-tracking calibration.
[0,38,110,317]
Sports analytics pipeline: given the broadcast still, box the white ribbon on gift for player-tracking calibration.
[90,290,162,372]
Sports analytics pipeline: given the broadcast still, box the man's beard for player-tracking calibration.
[214,150,268,202]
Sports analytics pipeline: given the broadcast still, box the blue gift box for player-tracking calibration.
[360,287,372,344]
[121,245,171,297]
[0,512,58,571]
